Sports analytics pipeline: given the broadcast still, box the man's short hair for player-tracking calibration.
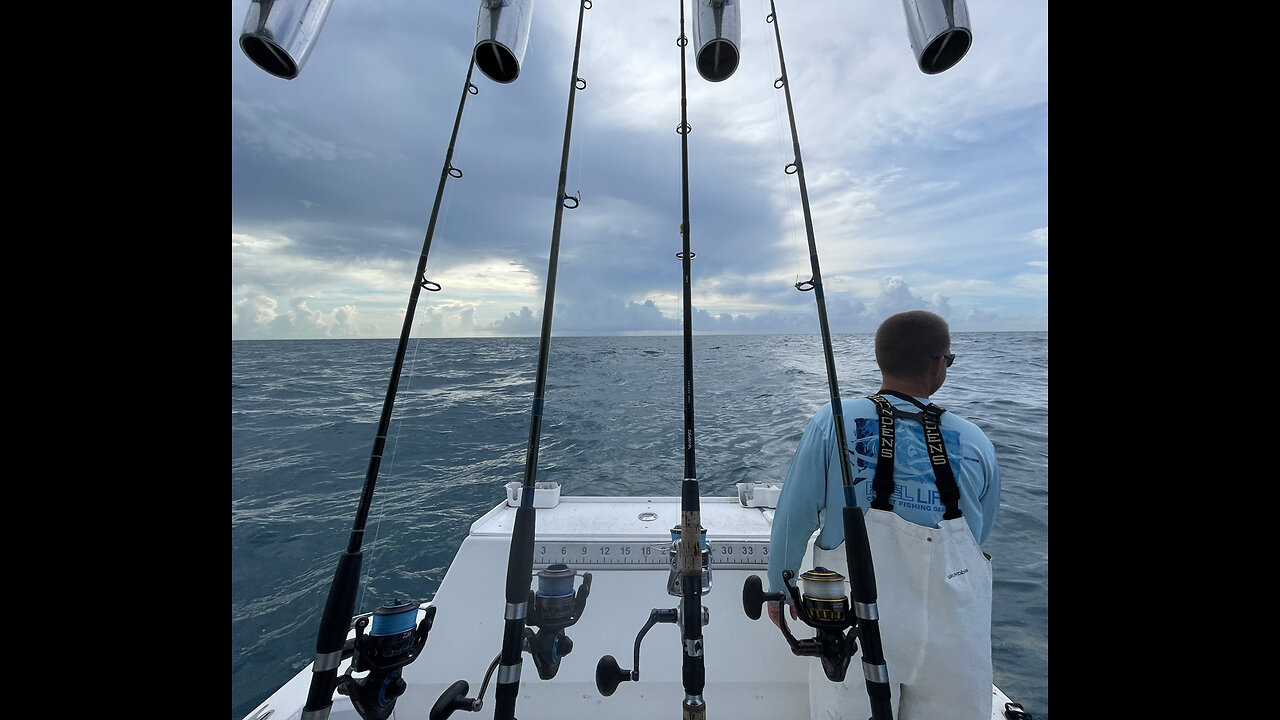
[875,310,951,378]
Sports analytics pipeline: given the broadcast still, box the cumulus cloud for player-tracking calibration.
[234,271,1004,340]
[490,307,541,336]
[874,277,927,317]
[233,291,377,339]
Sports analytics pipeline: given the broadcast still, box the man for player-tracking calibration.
[766,310,1001,720]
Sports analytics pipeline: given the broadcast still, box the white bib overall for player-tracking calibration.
[805,509,993,720]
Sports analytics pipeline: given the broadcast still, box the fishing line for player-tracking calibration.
[768,28,806,294]
[357,164,467,606]
[739,0,805,294]
[359,57,480,603]
[357,322,436,614]
[299,56,481,720]
[764,2,895,717]
[567,4,595,205]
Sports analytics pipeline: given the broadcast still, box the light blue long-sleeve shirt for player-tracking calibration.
[767,396,1001,594]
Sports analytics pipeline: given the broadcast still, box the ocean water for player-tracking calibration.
[232,332,1048,719]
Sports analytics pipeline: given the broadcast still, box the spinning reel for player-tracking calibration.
[336,599,436,720]
[523,563,594,679]
[595,525,712,696]
[742,567,859,681]
[432,564,592,719]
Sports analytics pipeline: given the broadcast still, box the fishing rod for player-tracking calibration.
[673,1,709,715]
[299,59,479,720]
[594,4,718,717]
[740,3,894,719]
[670,0,711,712]
[428,4,596,720]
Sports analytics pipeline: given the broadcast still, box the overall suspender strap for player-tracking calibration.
[918,405,962,520]
[867,395,898,512]
[867,392,963,520]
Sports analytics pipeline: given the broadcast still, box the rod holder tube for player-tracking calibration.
[691,0,740,82]
[900,0,972,74]
[239,0,335,79]
[475,0,535,83]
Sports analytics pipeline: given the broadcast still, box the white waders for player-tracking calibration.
[805,392,994,720]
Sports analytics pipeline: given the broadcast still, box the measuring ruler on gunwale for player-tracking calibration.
[531,539,770,570]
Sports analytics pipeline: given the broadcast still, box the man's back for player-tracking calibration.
[769,394,1000,593]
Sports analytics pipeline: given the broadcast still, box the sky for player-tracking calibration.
[232,1,1047,340]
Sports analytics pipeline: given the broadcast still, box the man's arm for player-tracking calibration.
[766,405,834,595]
[976,434,1001,544]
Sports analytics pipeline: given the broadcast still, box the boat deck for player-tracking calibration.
[417,495,808,718]
[243,493,1017,720]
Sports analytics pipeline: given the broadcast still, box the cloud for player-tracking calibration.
[232,1,1048,338]
[233,291,377,339]
[490,306,541,335]
[233,99,345,162]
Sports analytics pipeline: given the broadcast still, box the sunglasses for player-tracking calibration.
[939,353,956,368]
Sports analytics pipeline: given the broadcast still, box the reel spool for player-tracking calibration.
[524,563,593,679]
[667,524,712,597]
[797,567,851,628]
[337,599,435,720]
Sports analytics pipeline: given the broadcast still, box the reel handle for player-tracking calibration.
[741,574,786,620]
[595,655,633,696]
[429,679,478,720]
[594,607,677,697]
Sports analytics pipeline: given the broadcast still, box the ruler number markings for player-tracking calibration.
[533,540,769,568]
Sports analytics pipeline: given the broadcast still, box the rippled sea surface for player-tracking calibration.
[232,332,1048,719]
